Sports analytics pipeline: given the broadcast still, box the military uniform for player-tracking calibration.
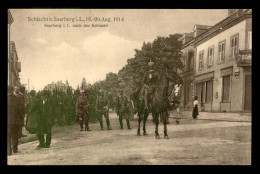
[8,87,19,155]
[116,92,131,129]
[140,62,160,109]
[96,91,112,130]
[37,92,55,148]
[14,90,26,138]
[76,93,90,131]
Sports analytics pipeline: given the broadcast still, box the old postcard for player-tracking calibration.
[7,9,251,165]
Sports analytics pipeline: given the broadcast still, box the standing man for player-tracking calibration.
[76,90,91,131]
[8,86,19,155]
[96,89,112,130]
[37,90,54,148]
[116,90,131,130]
[140,60,160,110]
[14,86,27,138]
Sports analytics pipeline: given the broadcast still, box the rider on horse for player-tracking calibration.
[140,60,160,110]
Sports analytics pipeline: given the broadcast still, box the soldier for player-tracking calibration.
[8,86,19,155]
[37,90,55,148]
[76,90,91,131]
[14,86,27,138]
[140,60,160,109]
[96,89,112,130]
[25,90,38,134]
[116,90,131,129]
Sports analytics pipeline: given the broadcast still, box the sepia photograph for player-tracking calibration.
[7,9,252,165]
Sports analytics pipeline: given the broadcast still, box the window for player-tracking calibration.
[230,34,239,58]
[199,51,204,70]
[188,51,194,71]
[205,80,213,102]
[218,41,225,62]
[248,31,252,50]
[207,46,214,67]
[222,75,231,102]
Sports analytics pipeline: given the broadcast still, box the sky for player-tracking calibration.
[10,9,228,91]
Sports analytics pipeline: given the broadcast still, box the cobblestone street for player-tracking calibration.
[8,111,251,165]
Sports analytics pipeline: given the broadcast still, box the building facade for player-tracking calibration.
[193,9,252,112]
[178,25,212,110]
[9,41,21,87]
[8,10,22,88]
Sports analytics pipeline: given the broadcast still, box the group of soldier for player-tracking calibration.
[76,86,133,132]
[8,60,179,155]
[8,83,134,155]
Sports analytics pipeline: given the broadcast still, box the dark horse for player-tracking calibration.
[134,67,176,139]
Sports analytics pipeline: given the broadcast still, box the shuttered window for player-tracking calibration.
[218,40,225,62]
[230,34,239,58]
[222,75,231,102]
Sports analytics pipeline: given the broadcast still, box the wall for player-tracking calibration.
[195,20,248,111]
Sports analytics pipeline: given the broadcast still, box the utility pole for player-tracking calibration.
[28,79,30,92]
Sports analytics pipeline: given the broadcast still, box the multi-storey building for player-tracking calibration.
[9,41,21,87]
[193,9,252,112]
[178,25,211,110]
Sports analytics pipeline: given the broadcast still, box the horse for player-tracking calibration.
[130,87,154,136]
[135,68,177,138]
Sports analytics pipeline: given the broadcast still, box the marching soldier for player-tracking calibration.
[96,89,112,130]
[76,90,91,131]
[140,60,160,110]
[116,90,131,130]
[8,86,20,155]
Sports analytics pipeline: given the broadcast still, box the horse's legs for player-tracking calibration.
[164,112,169,139]
[154,112,160,139]
[137,112,141,136]
[143,111,148,135]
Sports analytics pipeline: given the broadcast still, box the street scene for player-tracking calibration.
[7,9,252,165]
[8,111,251,165]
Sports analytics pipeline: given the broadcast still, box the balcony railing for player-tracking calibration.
[235,50,252,67]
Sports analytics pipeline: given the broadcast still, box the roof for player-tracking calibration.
[194,9,252,46]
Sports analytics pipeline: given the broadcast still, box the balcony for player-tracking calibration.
[235,50,252,67]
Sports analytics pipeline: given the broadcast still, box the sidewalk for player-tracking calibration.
[169,110,251,122]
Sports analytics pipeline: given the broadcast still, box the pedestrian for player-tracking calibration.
[14,86,27,138]
[116,90,131,130]
[192,96,199,119]
[8,86,20,155]
[37,90,55,148]
[76,90,91,131]
[96,89,112,130]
